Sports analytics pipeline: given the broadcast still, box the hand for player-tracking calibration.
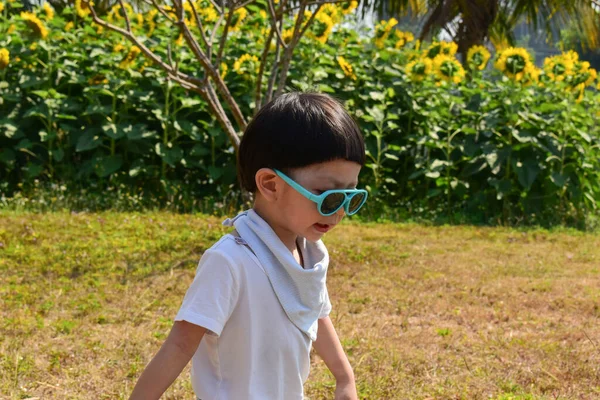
[334,380,358,400]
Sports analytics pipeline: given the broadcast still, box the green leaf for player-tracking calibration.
[52,148,65,162]
[369,91,385,101]
[90,48,105,58]
[489,178,512,200]
[550,172,567,188]
[1,122,20,139]
[366,106,385,123]
[126,124,156,140]
[514,159,541,191]
[163,145,183,167]
[180,98,203,108]
[576,129,591,143]
[430,159,449,171]
[207,165,223,180]
[0,148,16,165]
[129,159,145,177]
[318,84,335,93]
[56,114,77,120]
[461,158,487,177]
[190,143,210,157]
[76,131,102,152]
[31,90,49,99]
[102,123,124,139]
[95,155,123,177]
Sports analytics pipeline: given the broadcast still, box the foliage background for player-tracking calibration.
[1,1,600,228]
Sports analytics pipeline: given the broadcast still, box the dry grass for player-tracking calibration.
[1,211,599,399]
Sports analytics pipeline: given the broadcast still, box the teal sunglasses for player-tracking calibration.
[273,169,368,216]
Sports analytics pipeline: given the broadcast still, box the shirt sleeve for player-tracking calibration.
[174,248,240,337]
[318,284,332,319]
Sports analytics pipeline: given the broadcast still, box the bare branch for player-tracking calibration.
[117,0,131,32]
[267,0,288,50]
[275,0,320,97]
[285,0,349,12]
[298,3,322,38]
[145,0,175,23]
[236,0,255,9]
[207,0,222,14]
[255,26,275,109]
[188,0,210,51]
[86,0,242,153]
[208,12,225,61]
[171,0,247,129]
[216,5,235,68]
[265,38,281,104]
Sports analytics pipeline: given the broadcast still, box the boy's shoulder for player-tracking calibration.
[205,232,250,264]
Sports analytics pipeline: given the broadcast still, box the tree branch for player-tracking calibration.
[268,0,288,50]
[255,26,275,110]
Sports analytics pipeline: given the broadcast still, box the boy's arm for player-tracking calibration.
[129,320,206,400]
[313,316,358,400]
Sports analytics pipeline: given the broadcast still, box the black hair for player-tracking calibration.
[237,92,366,193]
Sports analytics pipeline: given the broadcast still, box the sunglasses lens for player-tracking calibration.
[348,192,366,213]
[320,192,345,215]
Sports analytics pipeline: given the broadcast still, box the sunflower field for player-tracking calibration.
[1,1,600,227]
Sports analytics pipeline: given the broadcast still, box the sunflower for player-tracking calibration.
[520,64,541,86]
[20,12,49,39]
[113,43,125,53]
[570,59,597,87]
[0,2,4,13]
[426,41,458,59]
[119,46,141,69]
[7,24,16,34]
[220,62,228,79]
[144,10,158,36]
[65,21,74,31]
[320,4,341,25]
[466,45,491,70]
[405,58,433,82]
[42,2,54,21]
[337,56,357,80]
[233,53,259,75]
[0,48,9,69]
[543,54,573,82]
[574,83,586,103]
[175,32,184,46]
[373,18,397,48]
[340,1,358,15]
[88,74,108,85]
[75,0,93,18]
[135,13,144,29]
[433,54,465,84]
[230,7,247,32]
[282,28,294,45]
[394,30,414,49]
[107,3,132,23]
[494,47,533,81]
[199,4,218,22]
[311,12,334,44]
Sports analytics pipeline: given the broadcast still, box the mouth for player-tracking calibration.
[313,223,332,233]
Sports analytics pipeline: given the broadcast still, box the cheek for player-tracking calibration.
[282,190,320,224]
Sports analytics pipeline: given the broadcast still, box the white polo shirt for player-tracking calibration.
[174,233,331,400]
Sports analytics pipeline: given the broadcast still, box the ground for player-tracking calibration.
[1,211,599,399]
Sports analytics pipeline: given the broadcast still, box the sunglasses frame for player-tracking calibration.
[273,168,368,216]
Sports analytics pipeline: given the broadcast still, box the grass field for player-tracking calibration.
[1,211,599,399]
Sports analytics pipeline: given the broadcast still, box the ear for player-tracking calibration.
[255,168,281,202]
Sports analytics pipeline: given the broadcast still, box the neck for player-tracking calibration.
[252,200,298,255]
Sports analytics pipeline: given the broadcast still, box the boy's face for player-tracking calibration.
[278,159,362,242]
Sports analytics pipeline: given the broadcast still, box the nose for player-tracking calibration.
[335,206,346,220]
